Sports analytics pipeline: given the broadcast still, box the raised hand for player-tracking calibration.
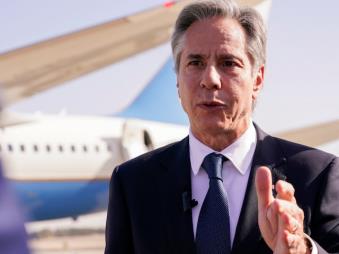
[255,166,310,254]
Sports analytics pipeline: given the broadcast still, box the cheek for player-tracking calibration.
[177,83,191,112]
[178,75,194,99]
[227,85,252,109]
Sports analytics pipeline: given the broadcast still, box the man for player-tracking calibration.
[105,0,339,253]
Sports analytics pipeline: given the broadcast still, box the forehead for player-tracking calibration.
[182,17,247,56]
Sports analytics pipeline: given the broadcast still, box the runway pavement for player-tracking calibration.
[30,234,104,254]
[27,211,106,254]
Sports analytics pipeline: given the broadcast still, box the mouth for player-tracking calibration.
[198,101,227,110]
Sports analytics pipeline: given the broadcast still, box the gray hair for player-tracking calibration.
[171,0,266,73]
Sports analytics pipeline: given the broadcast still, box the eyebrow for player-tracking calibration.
[187,54,205,60]
[219,53,240,60]
[186,53,242,61]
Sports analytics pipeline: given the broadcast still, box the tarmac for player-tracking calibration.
[27,212,106,254]
[29,234,104,254]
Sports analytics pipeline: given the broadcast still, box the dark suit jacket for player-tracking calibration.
[105,125,339,254]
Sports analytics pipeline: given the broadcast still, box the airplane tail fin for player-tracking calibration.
[117,58,188,125]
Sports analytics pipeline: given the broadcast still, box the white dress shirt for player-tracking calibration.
[189,123,257,246]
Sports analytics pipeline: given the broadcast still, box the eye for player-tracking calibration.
[188,60,204,67]
[222,60,237,67]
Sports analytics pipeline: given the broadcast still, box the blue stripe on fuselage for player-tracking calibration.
[11,180,109,221]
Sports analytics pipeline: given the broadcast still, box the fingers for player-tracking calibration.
[276,180,297,204]
[274,199,305,226]
[256,166,307,253]
[266,201,279,237]
[255,166,296,208]
[280,212,303,236]
[266,199,304,245]
[274,208,308,254]
[256,166,276,249]
[255,166,274,209]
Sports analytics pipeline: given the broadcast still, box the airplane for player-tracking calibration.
[0,0,194,221]
[0,0,338,222]
[0,57,191,221]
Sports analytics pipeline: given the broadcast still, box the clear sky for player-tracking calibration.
[1,0,339,136]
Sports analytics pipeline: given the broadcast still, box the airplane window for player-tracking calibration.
[71,145,76,152]
[8,144,13,152]
[83,145,87,152]
[33,144,38,152]
[46,145,51,152]
[58,145,63,152]
[20,144,25,152]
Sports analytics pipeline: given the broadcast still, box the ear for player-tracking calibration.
[252,65,265,100]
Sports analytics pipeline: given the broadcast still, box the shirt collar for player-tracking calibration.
[189,122,257,176]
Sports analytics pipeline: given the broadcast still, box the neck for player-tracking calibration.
[191,121,251,151]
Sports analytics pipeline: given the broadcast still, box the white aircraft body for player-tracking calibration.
[0,113,187,220]
[1,0,338,222]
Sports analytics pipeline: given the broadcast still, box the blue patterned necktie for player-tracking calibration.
[196,153,231,254]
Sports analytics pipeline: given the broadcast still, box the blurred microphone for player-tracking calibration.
[182,191,198,212]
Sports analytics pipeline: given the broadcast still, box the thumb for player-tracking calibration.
[255,166,274,209]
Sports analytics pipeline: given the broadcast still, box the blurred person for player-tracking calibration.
[0,91,30,254]
[105,0,339,253]
[0,165,30,254]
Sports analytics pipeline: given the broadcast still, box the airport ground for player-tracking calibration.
[27,211,106,254]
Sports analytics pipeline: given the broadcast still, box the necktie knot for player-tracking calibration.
[202,153,225,180]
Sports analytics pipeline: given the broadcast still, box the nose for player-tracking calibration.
[200,65,221,90]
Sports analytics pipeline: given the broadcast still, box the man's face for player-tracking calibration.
[177,17,264,148]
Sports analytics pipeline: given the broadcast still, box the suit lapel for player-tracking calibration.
[231,124,287,254]
[157,137,196,253]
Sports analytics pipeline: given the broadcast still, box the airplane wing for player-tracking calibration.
[0,0,268,105]
[276,119,339,148]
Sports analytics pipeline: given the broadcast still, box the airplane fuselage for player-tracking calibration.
[0,114,188,221]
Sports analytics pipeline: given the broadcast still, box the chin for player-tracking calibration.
[201,120,232,134]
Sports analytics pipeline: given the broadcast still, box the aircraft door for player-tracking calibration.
[120,119,154,160]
